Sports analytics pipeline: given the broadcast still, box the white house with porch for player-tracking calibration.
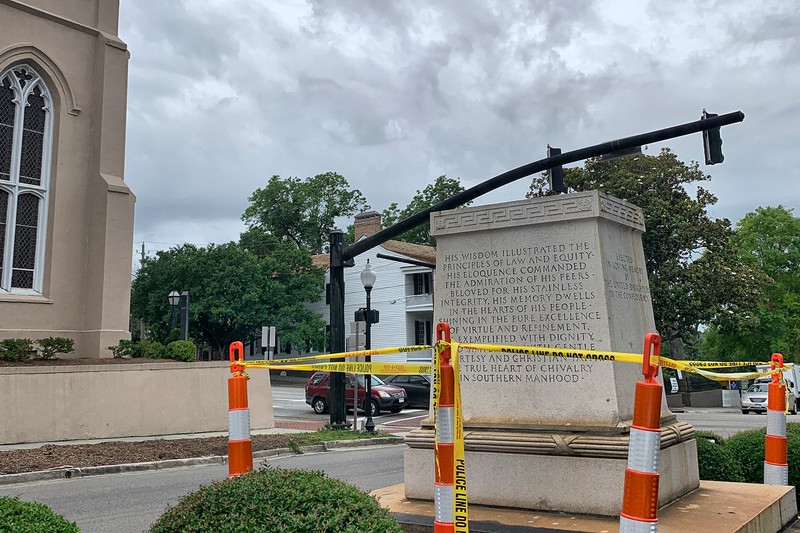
[308,211,435,363]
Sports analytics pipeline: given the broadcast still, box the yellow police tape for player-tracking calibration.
[237,345,432,367]
[452,343,468,533]
[235,345,432,375]
[247,362,432,375]
[232,340,783,384]
[456,341,778,383]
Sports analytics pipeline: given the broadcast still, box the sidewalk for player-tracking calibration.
[0,415,412,452]
[0,424,322,452]
[0,418,405,486]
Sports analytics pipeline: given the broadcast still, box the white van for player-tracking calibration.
[754,364,800,412]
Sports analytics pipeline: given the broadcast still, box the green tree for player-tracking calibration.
[702,206,800,361]
[242,172,369,254]
[529,149,766,357]
[131,242,326,355]
[381,175,469,246]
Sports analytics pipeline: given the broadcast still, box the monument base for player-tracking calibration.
[404,422,699,516]
[376,481,797,533]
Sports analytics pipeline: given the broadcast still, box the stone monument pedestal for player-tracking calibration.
[403,191,699,515]
[404,422,698,515]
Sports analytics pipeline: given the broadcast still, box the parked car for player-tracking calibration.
[754,366,800,411]
[305,372,408,416]
[383,374,432,408]
[741,383,798,414]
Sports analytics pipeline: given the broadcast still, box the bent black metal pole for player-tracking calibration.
[344,111,744,261]
[327,110,745,428]
[376,253,436,269]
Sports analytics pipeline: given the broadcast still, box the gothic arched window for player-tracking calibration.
[0,65,52,294]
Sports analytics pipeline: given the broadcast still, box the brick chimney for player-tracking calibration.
[354,211,381,240]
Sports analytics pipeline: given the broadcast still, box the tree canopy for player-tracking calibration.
[381,175,469,246]
[242,172,368,255]
[701,206,800,361]
[529,149,766,357]
[131,241,326,355]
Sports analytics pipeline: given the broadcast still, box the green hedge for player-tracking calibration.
[0,337,75,361]
[36,337,75,360]
[0,496,79,532]
[696,424,800,506]
[0,339,35,362]
[694,431,744,482]
[165,340,196,362]
[107,339,196,362]
[149,467,401,533]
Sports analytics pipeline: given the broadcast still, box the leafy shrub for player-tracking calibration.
[0,338,35,362]
[0,496,79,532]
[149,467,401,533]
[786,424,800,491]
[694,432,743,482]
[165,340,196,362]
[36,337,75,359]
[107,339,166,359]
[694,430,724,444]
[696,424,800,508]
[137,340,166,359]
[724,428,767,483]
[107,339,138,358]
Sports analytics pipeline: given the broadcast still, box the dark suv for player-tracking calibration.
[305,372,408,416]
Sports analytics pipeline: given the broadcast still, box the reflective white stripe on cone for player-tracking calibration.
[620,515,658,533]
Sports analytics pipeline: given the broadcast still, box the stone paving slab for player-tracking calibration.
[373,480,798,533]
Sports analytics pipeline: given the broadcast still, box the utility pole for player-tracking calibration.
[328,230,349,429]
[139,242,146,340]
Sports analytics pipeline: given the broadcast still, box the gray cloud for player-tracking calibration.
[120,0,800,256]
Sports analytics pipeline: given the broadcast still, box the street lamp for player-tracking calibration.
[167,290,190,341]
[360,259,377,432]
[168,290,180,331]
[179,291,190,341]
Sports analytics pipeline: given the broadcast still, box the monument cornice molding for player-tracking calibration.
[404,421,694,460]
[430,190,645,236]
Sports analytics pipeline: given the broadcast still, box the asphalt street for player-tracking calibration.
[272,384,430,431]
[0,445,405,533]
[676,408,792,438]
[272,383,784,439]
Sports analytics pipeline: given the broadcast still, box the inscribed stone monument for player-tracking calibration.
[403,191,699,515]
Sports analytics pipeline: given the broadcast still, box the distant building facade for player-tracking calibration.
[309,211,435,362]
[0,0,135,356]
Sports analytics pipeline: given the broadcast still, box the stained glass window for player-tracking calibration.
[19,88,45,186]
[11,194,38,289]
[0,65,52,294]
[0,78,14,182]
[0,190,7,279]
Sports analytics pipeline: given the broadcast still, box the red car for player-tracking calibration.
[305,372,408,416]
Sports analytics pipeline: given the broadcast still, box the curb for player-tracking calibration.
[0,437,405,486]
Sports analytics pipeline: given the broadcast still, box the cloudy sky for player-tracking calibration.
[119,0,799,260]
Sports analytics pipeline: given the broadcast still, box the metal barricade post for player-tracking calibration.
[620,333,662,533]
[228,341,253,477]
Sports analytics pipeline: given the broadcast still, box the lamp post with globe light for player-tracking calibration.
[168,290,190,341]
[360,260,377,432]
[168,290,180,332]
